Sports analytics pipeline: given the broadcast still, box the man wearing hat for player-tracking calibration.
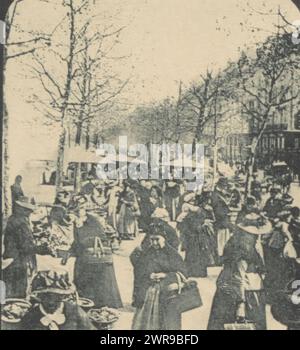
[263,185,283,219]
[2,197,53,298]
[211,177,232,258]
[20,270,95,330]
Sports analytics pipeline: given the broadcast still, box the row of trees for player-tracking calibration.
[3,0,129,213]
[29,0,128,190]
[129,32,300,191]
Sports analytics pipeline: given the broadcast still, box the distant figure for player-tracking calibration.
[80,175,95,196]
[10,175,24,214]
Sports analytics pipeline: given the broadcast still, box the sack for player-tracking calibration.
[132,283,161,330]
[166,272,202,313]
[224,322,256,330]
[283,241,297,259]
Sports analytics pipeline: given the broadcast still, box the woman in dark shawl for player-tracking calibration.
[207,213,272,330]
[177,192,218,277]
[130,225,187,330]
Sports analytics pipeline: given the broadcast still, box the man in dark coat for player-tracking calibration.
[263,186,283,219]
[2,197,51,298]
[135,180,151,232]
[211,178,232,258]
[10,175,24,214]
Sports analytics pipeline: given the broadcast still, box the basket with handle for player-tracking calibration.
[85,237,113,265]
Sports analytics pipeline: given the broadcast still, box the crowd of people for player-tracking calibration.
[1,166,300,330]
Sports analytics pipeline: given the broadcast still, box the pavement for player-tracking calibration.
[111,235,288,330]
[34,182,300,330]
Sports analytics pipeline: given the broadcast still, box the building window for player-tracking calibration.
[295,138,300,149]
[277,137,281,149]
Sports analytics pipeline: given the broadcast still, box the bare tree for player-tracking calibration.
[183,70,233,150]
[237,34,299,194]
[30,0,92,192]
[2,0,50,217]
[68,30,128,190]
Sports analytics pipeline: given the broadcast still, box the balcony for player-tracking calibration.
[251,123,288,133]
[265,123,288,131]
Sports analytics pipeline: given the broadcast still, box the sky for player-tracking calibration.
[5,0,300,179]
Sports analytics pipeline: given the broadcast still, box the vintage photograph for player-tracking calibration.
[1,0,300,331]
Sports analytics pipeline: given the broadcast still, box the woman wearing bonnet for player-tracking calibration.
[20,270,95,330]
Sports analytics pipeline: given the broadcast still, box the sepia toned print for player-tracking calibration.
[1,0,300,331]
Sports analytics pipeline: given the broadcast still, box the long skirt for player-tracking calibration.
[132,284,181,330]
[2,259,36,299]
[217,229,232,257]
[74,257,123,309]
[263,247,294,304]
[207,289,267,330]
[185,228,218,277]
[117,204,138,238]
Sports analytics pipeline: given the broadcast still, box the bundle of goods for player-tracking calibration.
[87,307,119,329]
[33,226,71,256]
[1,299,32,323]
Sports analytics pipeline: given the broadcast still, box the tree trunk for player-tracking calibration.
[74,162,81,192]
[75,123,82,145]
[74,122,83,192]
[55,127,66,192]
[54,0,76,193]
[85,123,90,150]
[0,0,14,21]
[212,143,218,187]
[244,120,268,199]
[3,99,10,217]
[1,3,12,219]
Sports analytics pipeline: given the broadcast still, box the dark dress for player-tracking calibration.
[289,218,300,277]
[117,190,140,239]
[163,181,181,221]
[179,210,217,278]
[130,244,187,330]
[263,222,294,303]
[211,189,232,258]
[263,198,283,219]
[136,186,151,233]
[251,180,262,202]
[207,231,267,330]
[10,183,24,214]
[20,302,96,330]
[2,211,49,298]
[71,214,123,309]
